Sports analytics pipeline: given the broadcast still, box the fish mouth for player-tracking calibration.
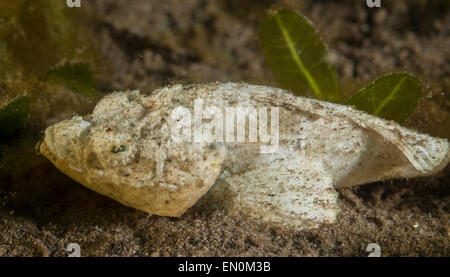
[39,139,59,167]
[40,124,66,165]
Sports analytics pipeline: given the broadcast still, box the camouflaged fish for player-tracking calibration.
[40,82,449,229]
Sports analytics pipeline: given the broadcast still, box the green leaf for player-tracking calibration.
[0,96,31,139]
[43,63,96,98]
[347,72,422,123]
[260,9,342,102]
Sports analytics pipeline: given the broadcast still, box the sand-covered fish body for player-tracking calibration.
[40,82,449,229]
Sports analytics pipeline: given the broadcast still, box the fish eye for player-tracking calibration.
[84,130,137,168]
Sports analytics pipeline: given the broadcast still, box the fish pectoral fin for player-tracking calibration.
[206,154,340,229]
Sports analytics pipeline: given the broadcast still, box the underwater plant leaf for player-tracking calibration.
[43,63,96,99]
[347,72,422,124]
[259,9,342,102]
[0,96,31,139]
